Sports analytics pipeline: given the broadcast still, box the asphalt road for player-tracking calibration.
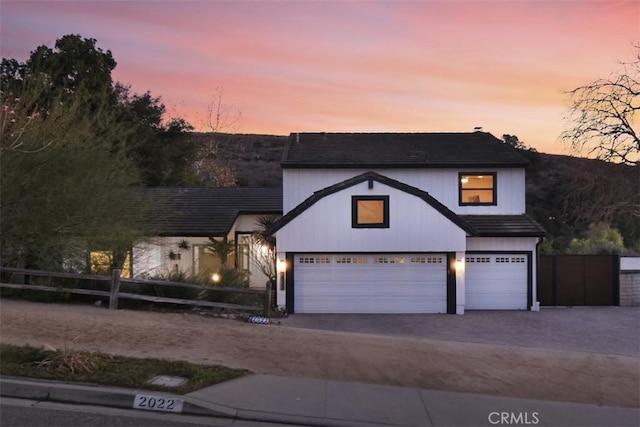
[0,398,295,427]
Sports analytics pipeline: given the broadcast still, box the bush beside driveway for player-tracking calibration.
[0,300,638,408]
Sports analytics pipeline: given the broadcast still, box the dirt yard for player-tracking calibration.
[1,300,638,408]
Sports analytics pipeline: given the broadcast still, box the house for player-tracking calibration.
[268,132,545,314]
[131,187,282,288]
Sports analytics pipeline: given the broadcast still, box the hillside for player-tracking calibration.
[189,132,639,252]
[189,133,287,187]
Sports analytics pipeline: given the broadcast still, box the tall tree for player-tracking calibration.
[561,47,639,165]
[0,34,199,270]
[26,35,116,95]
[3,34,199,188]
[116,84,198,186]
[0,78,147,270]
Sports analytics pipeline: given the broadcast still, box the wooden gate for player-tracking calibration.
[538,255,620,306]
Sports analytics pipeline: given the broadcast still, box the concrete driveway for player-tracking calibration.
[279,307,640,357]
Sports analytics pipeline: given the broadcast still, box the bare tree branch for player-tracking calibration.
[561,47,640,165]
[193,88,242,187]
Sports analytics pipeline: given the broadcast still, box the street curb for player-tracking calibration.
[0,376,234,418]
[235,408,407,427]
[0,376,403,427]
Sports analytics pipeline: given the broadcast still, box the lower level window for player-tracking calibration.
[90,251,131,278]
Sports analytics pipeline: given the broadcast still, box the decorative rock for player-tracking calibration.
[148,376,188,387]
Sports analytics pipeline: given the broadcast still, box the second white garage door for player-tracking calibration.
[294,254,447,313]
[465,254,529,310]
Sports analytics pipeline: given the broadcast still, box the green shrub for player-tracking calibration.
[141,270,205,300]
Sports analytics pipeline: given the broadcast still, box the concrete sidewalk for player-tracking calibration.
[2,374,639,427]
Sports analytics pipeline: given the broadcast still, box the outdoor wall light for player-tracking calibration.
[211,272,221,283]
[277,259,287,272]
[455,259,465,272]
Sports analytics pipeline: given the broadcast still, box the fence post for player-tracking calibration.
[109,269,122,310]
[263,282,272,317]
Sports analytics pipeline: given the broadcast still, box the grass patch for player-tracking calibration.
[0,343,248,394]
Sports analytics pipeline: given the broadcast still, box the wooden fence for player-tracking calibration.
[0,267,270,314]
[538,255,619,306]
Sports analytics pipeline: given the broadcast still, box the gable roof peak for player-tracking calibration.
[268,171,474,235]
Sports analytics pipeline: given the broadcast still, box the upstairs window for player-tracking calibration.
[352,196,389,228]
[459,173,496,205]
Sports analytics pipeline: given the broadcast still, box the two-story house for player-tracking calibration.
[269,132,545,314]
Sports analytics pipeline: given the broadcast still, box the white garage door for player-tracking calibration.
[294,254,447,314]
[465,254,528,310]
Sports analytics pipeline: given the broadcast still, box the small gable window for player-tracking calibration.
[352,196,389,228]
[459,173,496,205]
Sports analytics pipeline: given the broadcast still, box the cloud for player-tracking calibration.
[1,0,638,155]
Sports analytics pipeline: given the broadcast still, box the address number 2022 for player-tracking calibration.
[133,393,184,413]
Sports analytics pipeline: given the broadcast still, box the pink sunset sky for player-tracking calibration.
[1,0,638,155]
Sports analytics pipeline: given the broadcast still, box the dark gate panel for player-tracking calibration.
[585,256,617,305]
[556,257,586,305]
[538,257,554,306]
[538,255,619,306]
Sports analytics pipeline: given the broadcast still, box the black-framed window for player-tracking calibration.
[459,173,497,206]
[352,195,389,228]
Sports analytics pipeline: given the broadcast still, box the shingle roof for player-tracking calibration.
[134,187,282,237]
[282,132,529,168]
[460,215,546,237]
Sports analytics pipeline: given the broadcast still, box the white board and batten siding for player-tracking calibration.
[283,168,526,215]
[276,180,467,254]
[294,253,447,314]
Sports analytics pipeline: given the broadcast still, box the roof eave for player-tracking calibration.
[473,231,546,238]
[157,231,227,238]
[281,162,529,169]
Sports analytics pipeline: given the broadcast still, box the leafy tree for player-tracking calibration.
[116,84,198,186]
[538,238,555,256]
[0,77,148,270]
[250,215,279,287]
[204,237,235,269]
[3,34,199,188]
[567,223,627,255]
[502,134,537,152]
[561,46,639,165]
[26,34,116,97]
[202,237,250,288]
[0,34,205,270]
[1,35,117,118]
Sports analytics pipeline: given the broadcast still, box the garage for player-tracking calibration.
[293,254,447,313]
[465,254,529,310]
